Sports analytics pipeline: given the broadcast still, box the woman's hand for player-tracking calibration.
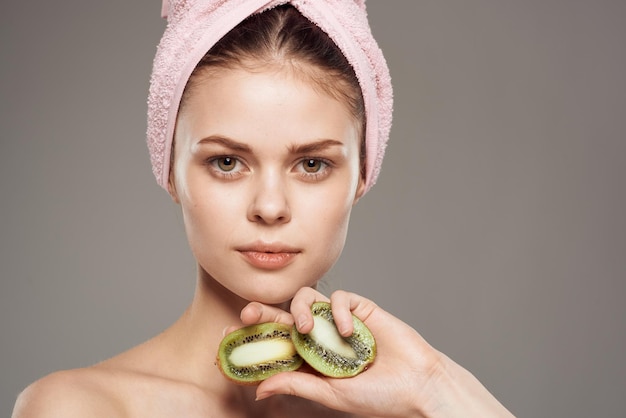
[238,288,514,418]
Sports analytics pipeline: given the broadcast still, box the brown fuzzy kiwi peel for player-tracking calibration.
[217,323,304,385]
[291,301,377,378]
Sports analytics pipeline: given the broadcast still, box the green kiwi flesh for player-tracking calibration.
[291,302,376,378]
[217,323,304,384]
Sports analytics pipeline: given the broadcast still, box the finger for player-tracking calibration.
[223,325,239,336]
[240,302,294,326]
[290,287,329,334]
[329,290,355,336]
[332,290,380,336]
[343,291,379,323]
[256,371,344,412]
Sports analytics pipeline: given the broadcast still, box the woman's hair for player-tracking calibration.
[177,4,366,168]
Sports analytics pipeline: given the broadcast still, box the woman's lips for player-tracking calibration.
[237,243,300,270]
[239,250,299,270]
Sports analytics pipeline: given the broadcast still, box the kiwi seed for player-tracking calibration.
[217,323,304,384]
[291,301,376,378]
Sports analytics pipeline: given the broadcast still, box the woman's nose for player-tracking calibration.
[247,172,291,225]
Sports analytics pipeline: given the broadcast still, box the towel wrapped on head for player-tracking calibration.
[147,0,393,194]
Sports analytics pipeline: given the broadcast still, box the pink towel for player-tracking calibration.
[147,0,393,194]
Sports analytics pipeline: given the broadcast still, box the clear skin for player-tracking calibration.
[12,65,514,418]
[170,67,365,308]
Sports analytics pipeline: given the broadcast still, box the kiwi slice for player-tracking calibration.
[291,302,376,378]
[217,323,304,384]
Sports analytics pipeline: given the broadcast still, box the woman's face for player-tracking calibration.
[172,67,365,305]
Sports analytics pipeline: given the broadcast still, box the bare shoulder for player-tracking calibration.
[12,368,125,418]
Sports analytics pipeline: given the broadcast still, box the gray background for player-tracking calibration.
[1,1,625,416]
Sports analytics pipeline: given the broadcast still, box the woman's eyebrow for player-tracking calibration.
[288,139,344,154]
[196,135,252,153]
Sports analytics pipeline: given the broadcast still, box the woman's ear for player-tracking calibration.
[168,172,180,204]
[352,175,366,206]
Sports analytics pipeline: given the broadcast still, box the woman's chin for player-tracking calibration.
[237,283,313,307]
[242,290,295,307]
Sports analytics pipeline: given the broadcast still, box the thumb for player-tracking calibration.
[256,371,341,408]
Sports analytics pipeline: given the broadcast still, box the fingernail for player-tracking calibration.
[297,314,308,330]
[340,321,353,337]
[256,392,271,401]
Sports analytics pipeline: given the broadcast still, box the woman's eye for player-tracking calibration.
[216,156,237,172]
[206,156,245,178]
[302,158,324,173]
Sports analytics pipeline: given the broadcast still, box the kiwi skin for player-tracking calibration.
[217,323,304,385]
[291,302,376,378]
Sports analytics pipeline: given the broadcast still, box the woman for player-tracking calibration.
[13,2,514,417]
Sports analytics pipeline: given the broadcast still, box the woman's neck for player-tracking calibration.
[162,267,291,393]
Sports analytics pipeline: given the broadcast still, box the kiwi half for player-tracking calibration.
[217,323,304,384]
[291,302,376,378]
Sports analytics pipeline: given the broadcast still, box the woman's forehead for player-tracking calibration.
[176,67,360,150]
